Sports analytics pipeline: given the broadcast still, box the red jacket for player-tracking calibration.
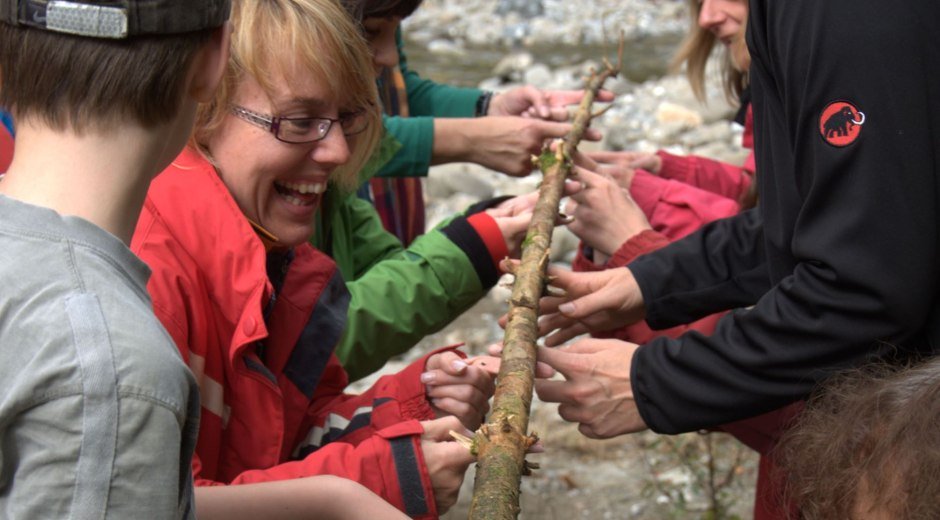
[0,124,13,173]
[132,148,443,518]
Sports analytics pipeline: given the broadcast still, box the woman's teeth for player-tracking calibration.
[276,180,326,194]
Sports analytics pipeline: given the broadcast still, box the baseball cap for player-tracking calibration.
[0,0,230,39]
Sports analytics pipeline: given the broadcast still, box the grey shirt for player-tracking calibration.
[0,195,199,519]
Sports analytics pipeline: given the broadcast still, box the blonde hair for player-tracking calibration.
[193,0,382,191]
[670,0,748,104]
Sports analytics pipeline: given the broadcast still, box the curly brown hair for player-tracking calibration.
[777,357,940,519]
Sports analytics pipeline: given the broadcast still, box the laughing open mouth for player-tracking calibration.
[273,180,325,207]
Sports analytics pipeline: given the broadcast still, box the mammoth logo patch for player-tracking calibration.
[819,100,865,147]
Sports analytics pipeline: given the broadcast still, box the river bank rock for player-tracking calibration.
[405,0,688,48]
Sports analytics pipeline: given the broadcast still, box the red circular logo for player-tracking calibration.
[819,100,865,147]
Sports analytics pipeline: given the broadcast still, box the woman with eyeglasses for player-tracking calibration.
[130,0,504,517]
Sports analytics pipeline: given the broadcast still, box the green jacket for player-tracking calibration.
[376,29,482,178]
[314,186,499,381]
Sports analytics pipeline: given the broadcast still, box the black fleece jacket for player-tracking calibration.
[627,0,940,434]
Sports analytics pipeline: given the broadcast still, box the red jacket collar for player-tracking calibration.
[148,147,272,358]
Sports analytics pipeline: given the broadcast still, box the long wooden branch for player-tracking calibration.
[467,43,623,520]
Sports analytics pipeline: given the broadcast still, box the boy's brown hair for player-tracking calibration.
[0,0,230,132]
[0,26,211,132]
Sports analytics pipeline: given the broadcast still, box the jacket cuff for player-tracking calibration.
[630,344,665,433]
[466,212,509,271]
[465,195,514,216]
[655,150,692,181]
[395,345,468,422]
[375,422,439,519]
[606,230,671,268]
[572,243,603,272]
[440,216,500,288]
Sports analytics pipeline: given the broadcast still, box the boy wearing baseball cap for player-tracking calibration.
[0,1,229,517]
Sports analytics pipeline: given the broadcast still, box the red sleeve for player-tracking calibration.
[571,242,603,272]
[603,230,671,268]
[741,103,754,150]
[655,149,753,202]
[224,421,440,519]
[301,346,465,448]
[630,171,742,242]
[195,347,468,518]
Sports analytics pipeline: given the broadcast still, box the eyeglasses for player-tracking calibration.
[229,105,370,144]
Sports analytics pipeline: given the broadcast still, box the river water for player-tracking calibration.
[403,33,684,87]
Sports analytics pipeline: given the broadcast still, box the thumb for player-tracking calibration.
[422,415,469,440]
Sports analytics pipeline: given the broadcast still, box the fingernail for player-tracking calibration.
[452,360,468,372]
[420,372,436,383]
[559,302,575,314]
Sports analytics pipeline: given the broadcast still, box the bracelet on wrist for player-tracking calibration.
[474,91,494,117]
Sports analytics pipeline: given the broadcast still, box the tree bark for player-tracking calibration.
[467,51,622,520]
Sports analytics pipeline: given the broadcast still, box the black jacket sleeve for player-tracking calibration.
[629,208,770,328]
[629,0,940,434]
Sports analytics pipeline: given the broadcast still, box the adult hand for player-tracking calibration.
[488,183,581,258]
[572,150,636,189]
[498,261,646,346]
[433,116,602,177]
[488,86,615,122]
[420,416,476,514]
[564,166,651,257]
[423,350,495,430]
[535,339,647,438]
[585,149,662,175]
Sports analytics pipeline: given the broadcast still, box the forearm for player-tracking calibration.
[196,476,409,520]
[429,117,477,165]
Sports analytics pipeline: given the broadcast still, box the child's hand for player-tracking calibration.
[422,351,495,430]
[420,416,476,514]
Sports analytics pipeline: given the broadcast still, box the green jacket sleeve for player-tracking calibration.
[376,29,482,179]
[317,192,496,381]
